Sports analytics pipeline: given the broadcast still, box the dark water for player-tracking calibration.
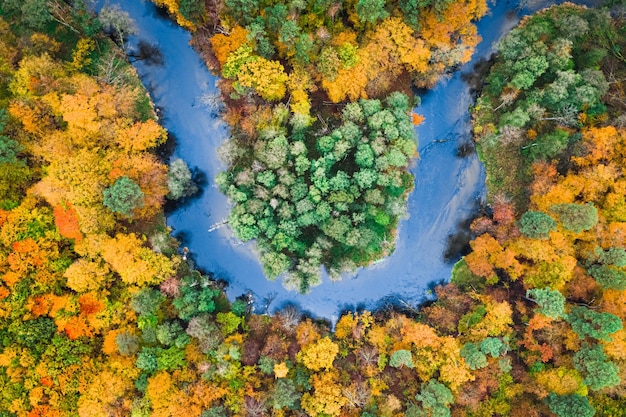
[107,0,594,320]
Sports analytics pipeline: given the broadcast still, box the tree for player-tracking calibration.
[355,0,388,24]
[414,379,454,417]
[574,343,620,391]
[103,176,144,217]
[297,337,338,371]
[526,288,567,319]
[167,158,198,200]
[98,5,137,49]
[389,349,414,368]
[518,211,557,239]
[460,342,488,370]
[588,265,626,290]
[116,332,140,356]
[550,203,598,233]
[545,393,595,417]
[270,379,301,410]
[567,306,622,341]
[480,337,504,358]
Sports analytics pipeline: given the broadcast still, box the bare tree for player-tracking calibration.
[99,5,136,51]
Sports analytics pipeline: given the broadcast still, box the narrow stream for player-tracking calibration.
[110,0,594,320]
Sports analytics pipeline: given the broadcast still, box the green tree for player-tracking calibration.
[389,349,414,368]
[103,176,144,217]
[460,342,488,370]
[567,306,622,341]
[588,265,626,290]
[574,344,620,391]
[414,379,454,417]
[545,393,595,417]
[136,347,159,373]
[116,332,140,356]
[480,337,504,358]
[172,274,220,320]
[526,288,567,319]
[518,211,556,239]
[167,158,198,200]
[550,203,598,233]
[270,379,301,410]
[131,288,165,317]
[355,0,388,24]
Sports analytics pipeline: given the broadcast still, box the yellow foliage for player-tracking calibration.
[274,362,289,378]
[297,337,339,371]
[64,259,110,293]
[238,58,288,101]
[101,233,175,287]
[301,370,347,417]
[115,119,166,153]
[335,313,358,340]
[470,298,513,339]
[70,38,95,72]
[535,367,587,396]
[211,26,249,66]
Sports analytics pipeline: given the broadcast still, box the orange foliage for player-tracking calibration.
[78,293,105,316]
[210,26,248,66]
[63,316,93,340]
[29,295,53,317]
[53,203,83,242]
[295,319,321,346]
[28,406,61,417]
[412,113,425,126]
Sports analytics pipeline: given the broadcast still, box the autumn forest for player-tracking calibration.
[0,0,625,416]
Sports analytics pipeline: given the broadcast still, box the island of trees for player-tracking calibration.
[155,0,488,291]
[0,1,624,417]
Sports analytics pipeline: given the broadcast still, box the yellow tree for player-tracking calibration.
[301,370,347,417]
[297,336,339,371]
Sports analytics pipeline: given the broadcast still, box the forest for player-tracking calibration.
[0,0,625,417]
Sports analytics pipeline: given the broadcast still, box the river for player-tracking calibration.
[108,0,596,321]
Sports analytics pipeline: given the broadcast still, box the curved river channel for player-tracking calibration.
[110,0,595,320]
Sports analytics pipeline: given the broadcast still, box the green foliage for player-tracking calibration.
[103,176,144,217]
[167,158,198,200]
[172,274,220,320]
[270,379,301,410]
[588,265,626,290]
[460,342,488,370]
[595,247,626,267]
[136,347,159,373]
[156,321,188,347]
[216,311,242,335]
[567,306,622,341]
[131,288,165,317]
[526,287,567,319]
[156,346,186,371]
[413,379,454,417]
[479,337,504,358]
[116,332,140,356]
[220,96,416,291]
[389,349,414,368]
[355,0,389,24]
[201,406,228,417]
[451,259,485,290]
[545,393,595,417]
[550,203,598,233]
[12,317,56,359]
[518,211,556,239]
[524,129,570,162]
[574,344,621,391]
